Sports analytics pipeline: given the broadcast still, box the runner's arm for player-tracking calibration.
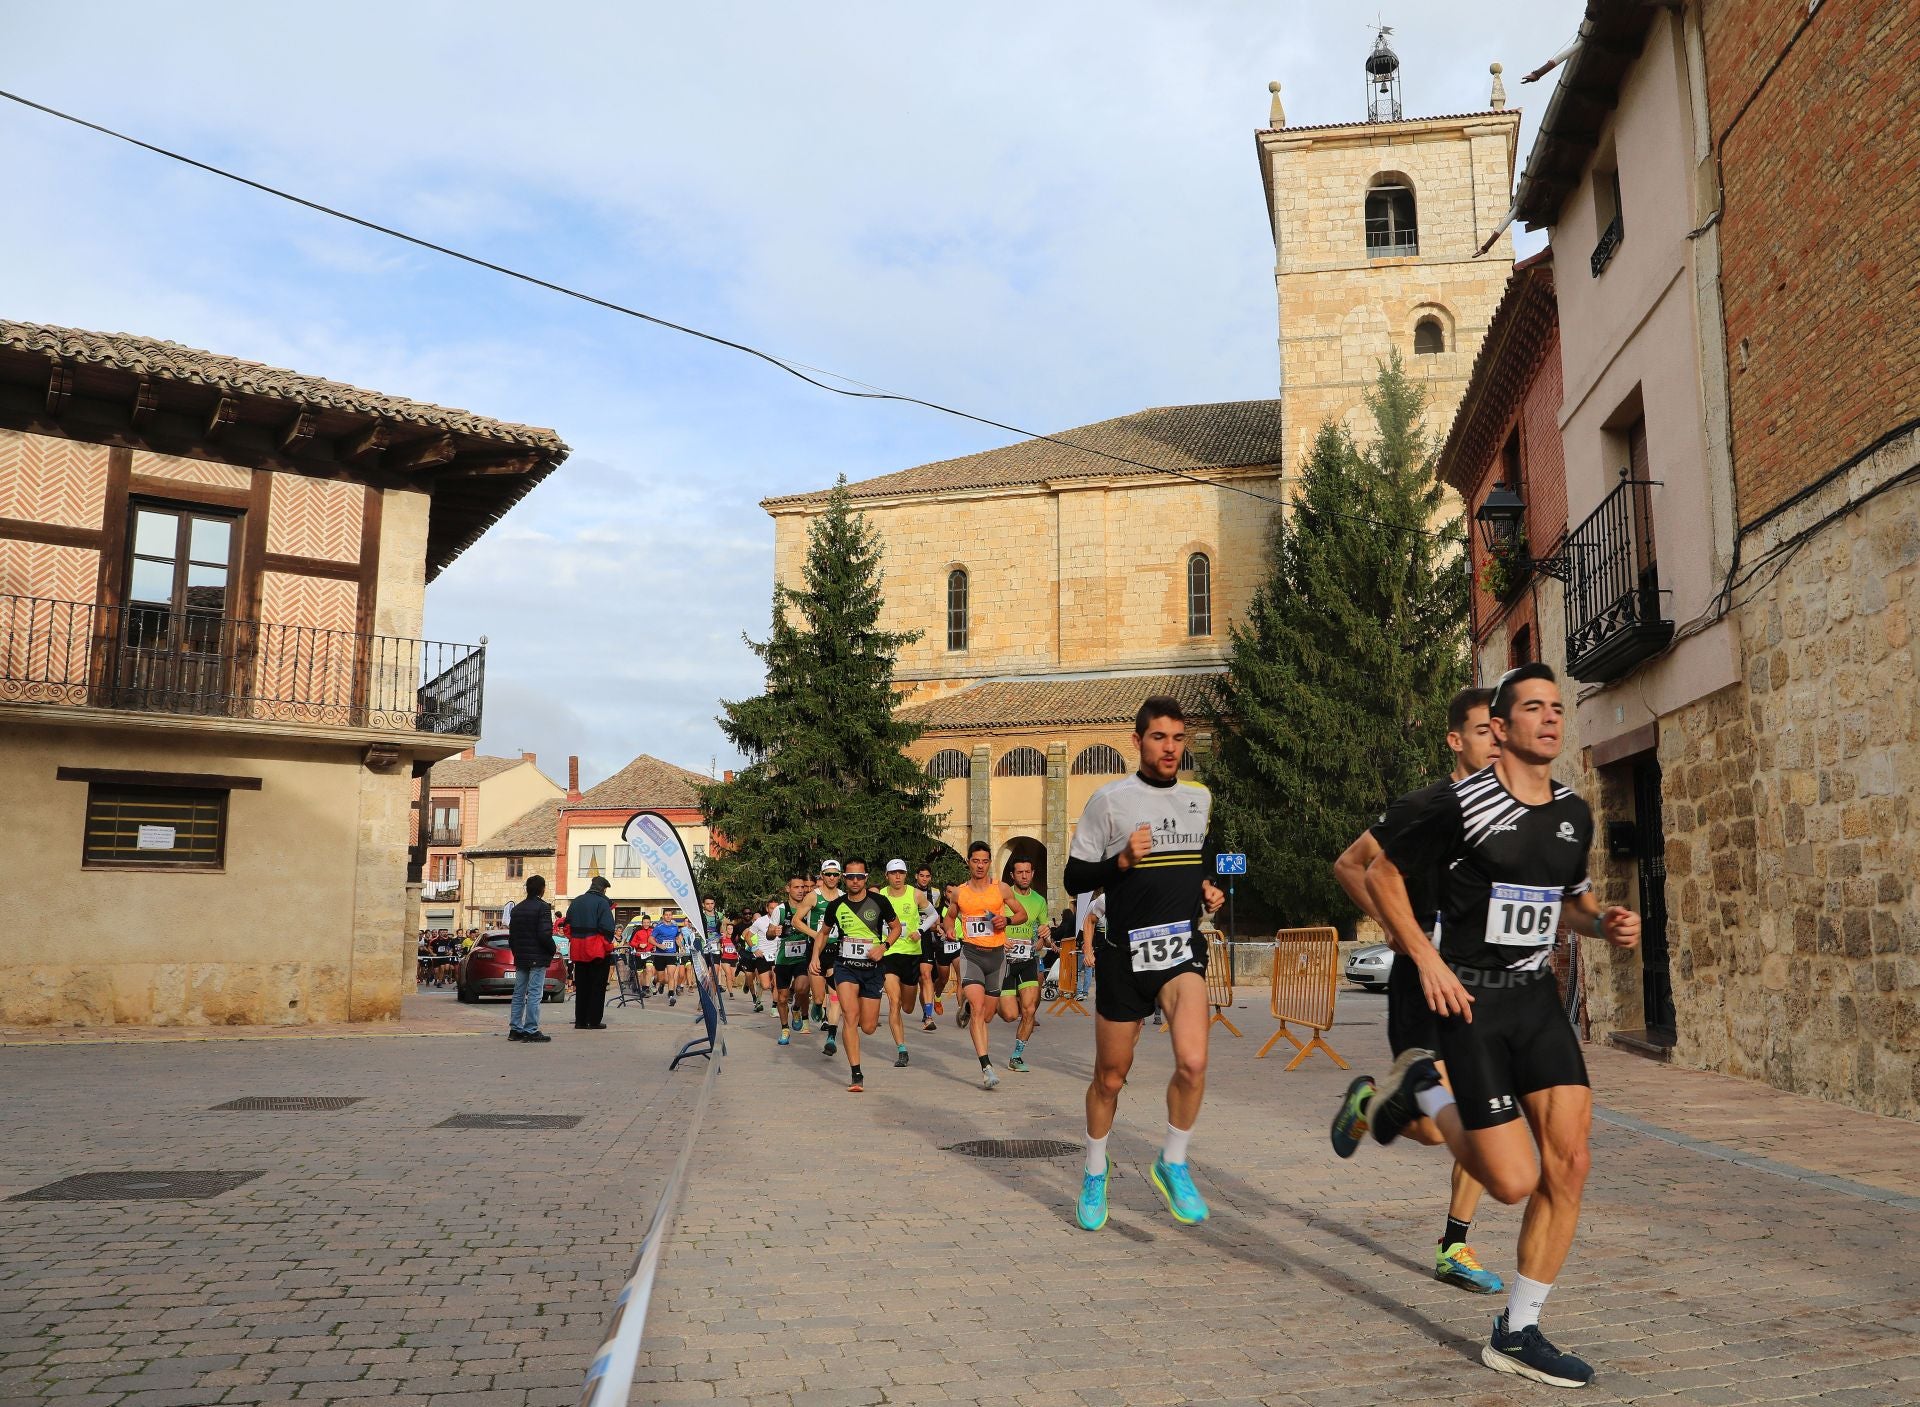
[1563,890,1641,948]
[1332,829,1384,924]
[1062,790,1123,894]
[1371,789,1473,1019]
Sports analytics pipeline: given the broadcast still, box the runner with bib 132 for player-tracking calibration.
[1062,694,1224,1232]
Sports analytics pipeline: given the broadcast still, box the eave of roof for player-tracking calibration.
[466,798,565,857]
[0,320,570,580]
[1511,1,1661,228]
[1435,251,1559,495]
[1256,108,1514,137]
[899,671,1223,732]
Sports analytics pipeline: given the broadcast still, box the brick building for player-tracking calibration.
[1479,0,1919,1115]
[408,749,563,929]
[463,797,565,926]
[555,753,712,930]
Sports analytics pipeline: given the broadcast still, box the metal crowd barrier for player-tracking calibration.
[1255,926,1348,1069]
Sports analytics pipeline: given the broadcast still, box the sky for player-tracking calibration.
[0,0,1579,788]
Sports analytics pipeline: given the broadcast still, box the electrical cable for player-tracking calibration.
[0,86,1454,540]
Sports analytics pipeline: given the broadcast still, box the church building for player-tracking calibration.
[762,38,1518,913]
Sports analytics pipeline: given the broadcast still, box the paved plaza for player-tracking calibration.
[5,984,1920,1406]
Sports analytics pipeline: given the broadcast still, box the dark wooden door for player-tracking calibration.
[1633,754,1676,1043]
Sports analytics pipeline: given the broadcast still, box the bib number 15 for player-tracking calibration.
[1488,883,1562,947]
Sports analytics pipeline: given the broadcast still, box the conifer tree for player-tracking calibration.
[1208,354,1468,929]
[700,477,943,912]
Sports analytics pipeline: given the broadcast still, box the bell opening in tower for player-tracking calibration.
[1365,26,1402,123]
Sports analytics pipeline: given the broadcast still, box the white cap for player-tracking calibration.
[885,858,907,873]
[820,859,842,873]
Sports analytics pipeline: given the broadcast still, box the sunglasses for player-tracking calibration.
[844,871,868,880]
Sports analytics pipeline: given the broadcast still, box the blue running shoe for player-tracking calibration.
[1330,1074,1375,1158]
[1482,1313,1594,1388]
[1149,1157,1209,1225]
[1368,1047,1441,1145]
[1076,1170,1108,1231]
[777,1030,790,1046]
[1436,1242,1504,1294]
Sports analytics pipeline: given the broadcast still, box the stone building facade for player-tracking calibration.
[0,320,566,1027]
[1256,67,1519,476]
[763,404,1279,910]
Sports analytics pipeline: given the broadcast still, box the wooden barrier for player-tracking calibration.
[1204,942,1241,1036]
[1046,945,1089,1017]
[1255,926,1347,1069]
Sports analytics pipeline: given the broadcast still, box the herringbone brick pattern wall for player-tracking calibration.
[0,430,108,529]
[130,448,249,490]
[266,473,362,562]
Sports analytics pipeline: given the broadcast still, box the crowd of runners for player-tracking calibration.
[700,674,1641,1392]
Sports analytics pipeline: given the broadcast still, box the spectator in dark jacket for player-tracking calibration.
[565,875,618,1030]
[506,875,556,1043]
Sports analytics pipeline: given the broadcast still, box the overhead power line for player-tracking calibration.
[0,86,1447,540]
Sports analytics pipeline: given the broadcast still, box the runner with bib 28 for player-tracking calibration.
[1063,694,1224,1233]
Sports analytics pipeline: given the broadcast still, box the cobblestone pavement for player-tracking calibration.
[0,986,707,1407]
[641,985,1920,1407]
[6,983,1920,1407]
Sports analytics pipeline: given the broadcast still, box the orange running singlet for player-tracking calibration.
[951,883,1009,949]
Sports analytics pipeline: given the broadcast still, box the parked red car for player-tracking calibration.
[455,930,566,1004]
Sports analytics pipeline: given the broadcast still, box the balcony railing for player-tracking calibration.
[1563,476,1673,683]
[427,829,464,848]
[0,594,485,735]
[1590,213,1623,277]
[1365,225,1419,259]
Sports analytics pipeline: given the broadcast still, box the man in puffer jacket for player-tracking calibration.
[566,875,619,1029]
[506,874,556,1043]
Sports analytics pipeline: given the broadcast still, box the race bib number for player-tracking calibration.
[941,937,962,956]
[1128,921,1193,973]
[1007,939,1033,961]
[1487,883,1562,947]
[782,936,810,961]
[840,937,871,961]
[963,915,995,940]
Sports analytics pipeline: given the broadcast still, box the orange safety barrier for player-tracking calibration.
[1255,926,1348,1069]
[1203,938,1241,1035]
[1046,944,1089,1017]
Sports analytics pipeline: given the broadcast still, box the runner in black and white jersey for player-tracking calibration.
[1062,694,1225,1233]
[1331,664,1642,1390]
[1331,685,1504,1295]
[912,864,945,1031]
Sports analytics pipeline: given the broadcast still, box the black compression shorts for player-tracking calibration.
[1433,965,1587,1130]
[1386,947,1439,1056]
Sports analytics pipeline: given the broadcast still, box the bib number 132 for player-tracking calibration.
[1128,921,1193,973]
[1488,883,1562,947]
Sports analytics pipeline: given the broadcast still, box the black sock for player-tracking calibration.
[979,1054,992,1070]
[851,1064,862,1080]
[1443,1215,1472,1249]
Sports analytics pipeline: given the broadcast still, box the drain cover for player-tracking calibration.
[435,1114,582,1130]
[11,1171,263,1201]
[212,1096,364,1111]
[943,1138,1081,1159]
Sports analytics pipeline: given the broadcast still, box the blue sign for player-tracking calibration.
[1216,852,1247,876]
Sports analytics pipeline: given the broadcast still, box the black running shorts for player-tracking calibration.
[1433,965,1588,1130]
[834,961,885,1001]
[1386,949,1439,1056]
[1092,930,1208,1023]
[648,955,675,972]
[1004,957,1041,992]
[773,963,807,992]
[882,952,921,987]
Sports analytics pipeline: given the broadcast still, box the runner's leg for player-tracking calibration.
[836,979,866,1088]
[1153,972,1212,1222]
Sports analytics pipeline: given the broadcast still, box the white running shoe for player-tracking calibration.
[982,1065,1000,1090]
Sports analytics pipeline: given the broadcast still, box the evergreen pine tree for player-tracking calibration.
[700,477,943,913]
[1208,353,1468,929]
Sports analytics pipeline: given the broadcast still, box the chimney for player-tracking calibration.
[723,769,735,783]
[459,745,476,760]
[567,755,582,803]
[522,750,537,765]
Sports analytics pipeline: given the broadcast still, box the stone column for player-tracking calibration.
[968,744,992,852]
[1044,742,1069,913]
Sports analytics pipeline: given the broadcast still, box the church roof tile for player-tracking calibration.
[900,672,1222,731]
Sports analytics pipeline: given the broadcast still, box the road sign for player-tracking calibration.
[1216,852,1247,876]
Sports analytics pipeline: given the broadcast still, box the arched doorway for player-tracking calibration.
[997,835,1047,894]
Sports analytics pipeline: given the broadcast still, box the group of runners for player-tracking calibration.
[722,676,1637,1391]
[713,851,1062,1094]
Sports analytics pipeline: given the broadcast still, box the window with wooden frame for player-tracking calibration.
[946,568,969,651]
[506,855,525,879]
[577,843,607,877]
[428,853,459,883]
[1187,553,1213,636]
[115,503,242,711]
[82,783,228,870]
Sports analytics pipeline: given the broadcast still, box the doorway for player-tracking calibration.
[113,502,240,713]
[1632,755,1675,1045]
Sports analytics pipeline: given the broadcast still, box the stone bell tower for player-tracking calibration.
[1257,32,1521,473]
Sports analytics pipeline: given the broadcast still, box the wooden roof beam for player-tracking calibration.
[345,419,390,462]
[388,433,455,472]
[130,377,156,429]
[205,395,237,440]
[279,408,317,453]
[46,361,72,417]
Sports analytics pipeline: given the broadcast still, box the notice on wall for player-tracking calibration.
[136,825,177,851]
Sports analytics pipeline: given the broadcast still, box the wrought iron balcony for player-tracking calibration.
[1563,476,1673,683]
[1365,225,1419,259]
[1591,213,1623,276]
[0,594,485,736]
[427,830,464,848]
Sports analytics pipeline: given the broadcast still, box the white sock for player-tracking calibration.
[1084,1133,1109,1176]
[1506,1275,1552,1332]
[1414,1084,1456,1120]
[1161,1123,1193,1166]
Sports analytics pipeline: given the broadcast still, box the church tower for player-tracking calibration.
[1258,32,1520,473]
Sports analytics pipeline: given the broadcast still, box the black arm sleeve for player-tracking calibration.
[1062,852,1122,895]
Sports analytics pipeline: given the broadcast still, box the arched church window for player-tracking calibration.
[993,746,1048,778]
[1187,553,1213,637]
[946,568,968,651]
[1071,745,1127,776]
[1414,317,1446,355]
[927,749,972,780]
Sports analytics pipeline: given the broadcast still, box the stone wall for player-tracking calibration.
[1585,470,1920,1118]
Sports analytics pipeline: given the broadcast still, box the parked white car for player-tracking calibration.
[1343,942,1394,991]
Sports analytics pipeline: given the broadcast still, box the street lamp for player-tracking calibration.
[1473,481,1573,583]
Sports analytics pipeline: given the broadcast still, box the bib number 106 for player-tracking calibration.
[1488,883,1562,947]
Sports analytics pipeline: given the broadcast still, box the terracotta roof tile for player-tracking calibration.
[900,672,1222,731]
[0,320,566,452]
[466,798,564,858]
[427,754,525,788]
[761,401,1283,508]
[569,754,712,812]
